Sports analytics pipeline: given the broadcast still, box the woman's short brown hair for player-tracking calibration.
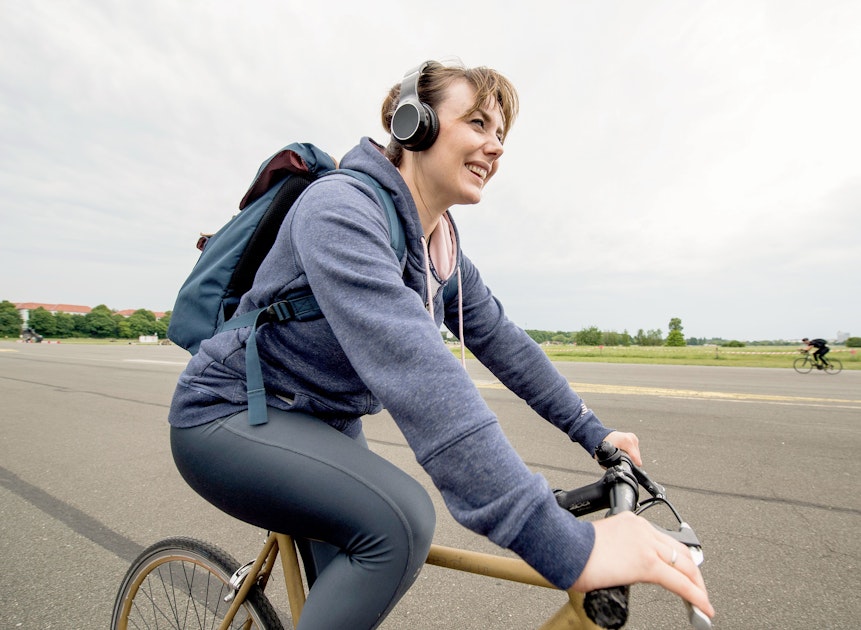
[381,60,519,166]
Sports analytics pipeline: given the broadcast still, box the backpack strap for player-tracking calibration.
[222,307,272,425]
[221,172,404,426]
[336,169,405,260]
[220,292,322,425]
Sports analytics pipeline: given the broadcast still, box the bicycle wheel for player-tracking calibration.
[824,358,843,374]
[111,537,286,630]
[793,357,813,374]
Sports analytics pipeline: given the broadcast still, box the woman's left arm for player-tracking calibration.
[446,254,632,458]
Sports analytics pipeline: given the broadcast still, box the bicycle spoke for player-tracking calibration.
[180,561,209,629]
[129,572,178,629]
[163,563,185,627]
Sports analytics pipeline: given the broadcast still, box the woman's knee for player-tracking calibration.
[403,485,436,553]
[384,480,435,586]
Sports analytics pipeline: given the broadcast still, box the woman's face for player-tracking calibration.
[411,78,505,210]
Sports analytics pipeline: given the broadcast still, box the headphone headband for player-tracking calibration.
[391,61,439,151]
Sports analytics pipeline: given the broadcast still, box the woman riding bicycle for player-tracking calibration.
[168,60,713,629]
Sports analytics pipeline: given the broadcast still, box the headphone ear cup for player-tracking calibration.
[392,101,438,151]
[391,61,439,151]
[409,103,439,152]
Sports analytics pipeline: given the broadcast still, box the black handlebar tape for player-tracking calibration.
[584,585,630,630]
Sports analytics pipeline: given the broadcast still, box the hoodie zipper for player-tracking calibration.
[421,234,466,368]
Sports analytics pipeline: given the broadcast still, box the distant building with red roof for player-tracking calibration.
[115,308,168,319]
[14,303,166,325]
[15,303,92,317]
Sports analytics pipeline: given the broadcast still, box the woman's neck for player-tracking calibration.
[399,165,446,239]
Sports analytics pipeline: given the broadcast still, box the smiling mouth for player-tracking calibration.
[466,164,488,180]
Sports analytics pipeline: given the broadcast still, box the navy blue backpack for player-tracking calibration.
[167,142,404,425]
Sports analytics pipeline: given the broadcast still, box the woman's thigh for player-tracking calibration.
[170,409,435,554]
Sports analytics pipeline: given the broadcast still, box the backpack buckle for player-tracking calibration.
[266,301,294,322]
[266,293,323,323]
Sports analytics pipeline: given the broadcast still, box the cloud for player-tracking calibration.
[1,0,859,341]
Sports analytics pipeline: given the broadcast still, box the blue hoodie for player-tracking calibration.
[168,137,613,589]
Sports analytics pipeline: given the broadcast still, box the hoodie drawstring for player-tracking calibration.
[457,265,465,367]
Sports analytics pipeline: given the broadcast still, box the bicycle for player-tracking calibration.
[793,350,843,374]
[111,442,711,630]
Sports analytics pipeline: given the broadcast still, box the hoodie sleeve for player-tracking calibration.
[290,177,597,589]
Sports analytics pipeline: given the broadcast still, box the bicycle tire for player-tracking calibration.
[825,358,843,374]
[793,357,813,374]
[111,537,286,630]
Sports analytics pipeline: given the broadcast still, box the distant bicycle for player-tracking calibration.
[794,351,842,374]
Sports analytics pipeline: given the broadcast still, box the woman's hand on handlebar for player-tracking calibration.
[569,511,715,620]
[602,431,642,466]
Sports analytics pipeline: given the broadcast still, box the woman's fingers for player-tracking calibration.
[654,543,714,617]
[655,538,713,617]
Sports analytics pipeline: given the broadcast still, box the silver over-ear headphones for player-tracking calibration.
[390,61,439,151]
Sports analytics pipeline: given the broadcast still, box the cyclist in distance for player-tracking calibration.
[802,337,830,368]
[167,60,713,629]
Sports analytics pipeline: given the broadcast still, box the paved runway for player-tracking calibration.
[1,341,859,628]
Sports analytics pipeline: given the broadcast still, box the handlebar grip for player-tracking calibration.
[584,585,629,629]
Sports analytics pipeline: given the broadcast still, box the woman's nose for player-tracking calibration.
[485,135,504,159]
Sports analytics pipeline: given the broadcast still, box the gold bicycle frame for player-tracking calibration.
[218,532,601,630]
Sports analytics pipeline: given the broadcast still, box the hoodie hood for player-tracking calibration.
[340,138,463,325]
[339,138,426,259]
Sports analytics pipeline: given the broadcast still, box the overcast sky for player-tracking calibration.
[2,1,859,341]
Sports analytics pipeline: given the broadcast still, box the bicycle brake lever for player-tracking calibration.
[686,602,713,630]
[689,544,704,567]
[679,523,711,629]
[649,522,701,549]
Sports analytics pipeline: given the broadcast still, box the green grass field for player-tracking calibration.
[454,343,861,370]
[7,337,859,370]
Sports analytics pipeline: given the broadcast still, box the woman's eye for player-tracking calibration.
[471,118,485,128]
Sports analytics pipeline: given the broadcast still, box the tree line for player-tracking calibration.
[525,317,690,347]
[5,301,857,347]
[6,300,689,346]
[0,300,171,340]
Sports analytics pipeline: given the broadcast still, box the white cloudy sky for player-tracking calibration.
[2,0,859,341]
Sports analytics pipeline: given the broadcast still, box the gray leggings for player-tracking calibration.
[170,409,436,629]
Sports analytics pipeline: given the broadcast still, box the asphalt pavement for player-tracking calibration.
[1,341,859,629]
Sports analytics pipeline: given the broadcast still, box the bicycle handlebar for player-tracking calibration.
[554,441,711,630]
